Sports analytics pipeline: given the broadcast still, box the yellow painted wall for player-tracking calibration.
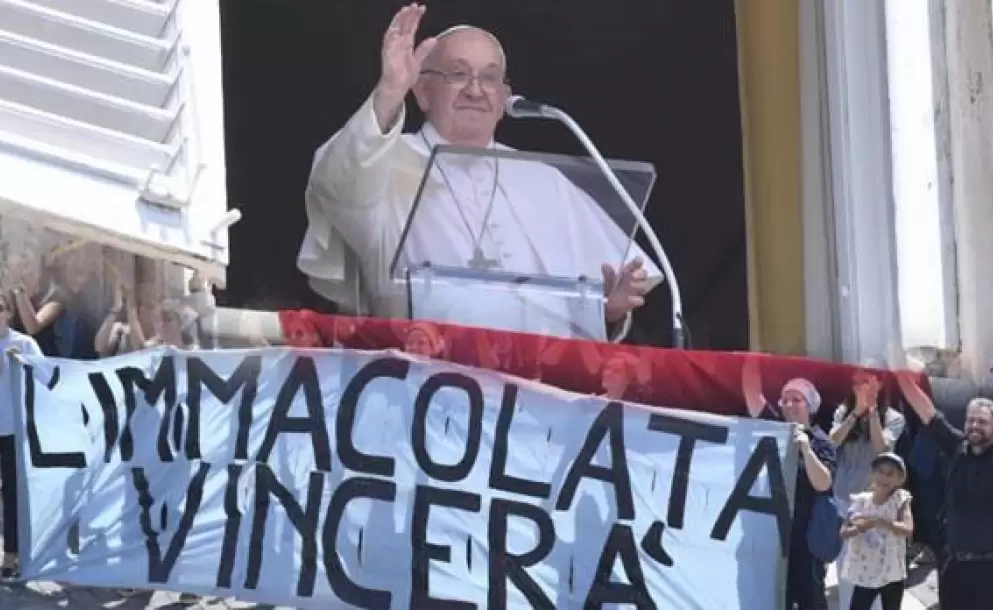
[735,0,806,354]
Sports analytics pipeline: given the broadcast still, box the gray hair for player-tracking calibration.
[433,25,507,69]
[967,397,993,417]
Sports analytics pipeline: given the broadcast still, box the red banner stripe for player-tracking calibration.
[277,310,930,421]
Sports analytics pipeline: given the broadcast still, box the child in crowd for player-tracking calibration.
[840,452,914,610]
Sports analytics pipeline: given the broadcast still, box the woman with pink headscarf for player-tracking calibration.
[401,321,446,359]
[743,360,838,610]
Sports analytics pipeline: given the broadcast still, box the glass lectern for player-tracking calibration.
[389,144,657,341]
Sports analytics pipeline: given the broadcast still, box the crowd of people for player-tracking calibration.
[0,243,987,610]
[0,3,989,606]
[0,237,215,603]
[743,359,993,609]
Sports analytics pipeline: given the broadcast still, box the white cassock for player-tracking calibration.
[297,94,662,340]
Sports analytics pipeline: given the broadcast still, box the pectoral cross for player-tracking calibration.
[468,246,501,271]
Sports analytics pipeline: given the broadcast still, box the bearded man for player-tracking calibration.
[897,371,993,610]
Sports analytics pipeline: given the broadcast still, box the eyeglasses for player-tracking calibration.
[420,68,508,91]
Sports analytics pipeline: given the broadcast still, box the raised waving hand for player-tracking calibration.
[374,3,438,131]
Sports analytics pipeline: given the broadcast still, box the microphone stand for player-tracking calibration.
[528,105,687,349]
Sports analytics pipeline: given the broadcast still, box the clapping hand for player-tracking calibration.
[854,374,881,415]
[853,515,882,533]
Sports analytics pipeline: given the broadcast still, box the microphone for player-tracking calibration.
[505,95,552,119]
[502,94,688,348]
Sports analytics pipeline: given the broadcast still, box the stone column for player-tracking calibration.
[944,0,993,382]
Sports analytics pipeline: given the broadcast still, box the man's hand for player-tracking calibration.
[894,369,937,423]
[374,3,437,131]
[603,258,650,323]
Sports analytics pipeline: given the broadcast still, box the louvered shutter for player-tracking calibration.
[0,0,231,282]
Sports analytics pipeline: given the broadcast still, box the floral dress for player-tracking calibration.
[841,489,911,589]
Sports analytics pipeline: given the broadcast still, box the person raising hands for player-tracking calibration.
[373,3,438,133]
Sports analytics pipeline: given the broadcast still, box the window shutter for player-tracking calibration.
[0,0,231,282]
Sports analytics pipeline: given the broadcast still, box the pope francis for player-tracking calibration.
[297,3,661,340]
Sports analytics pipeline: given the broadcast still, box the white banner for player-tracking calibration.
[11,348,796,608]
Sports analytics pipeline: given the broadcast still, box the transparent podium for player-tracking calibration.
[389,144,657,341]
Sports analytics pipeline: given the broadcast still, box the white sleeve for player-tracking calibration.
[306,93,406,227]
[830,405,849,434]
[848,493,866,516]
[609,313,633,343]
[882,410,906,448]
[185,289,215,319]
[298,93,406,311]
[897,489,912,509]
